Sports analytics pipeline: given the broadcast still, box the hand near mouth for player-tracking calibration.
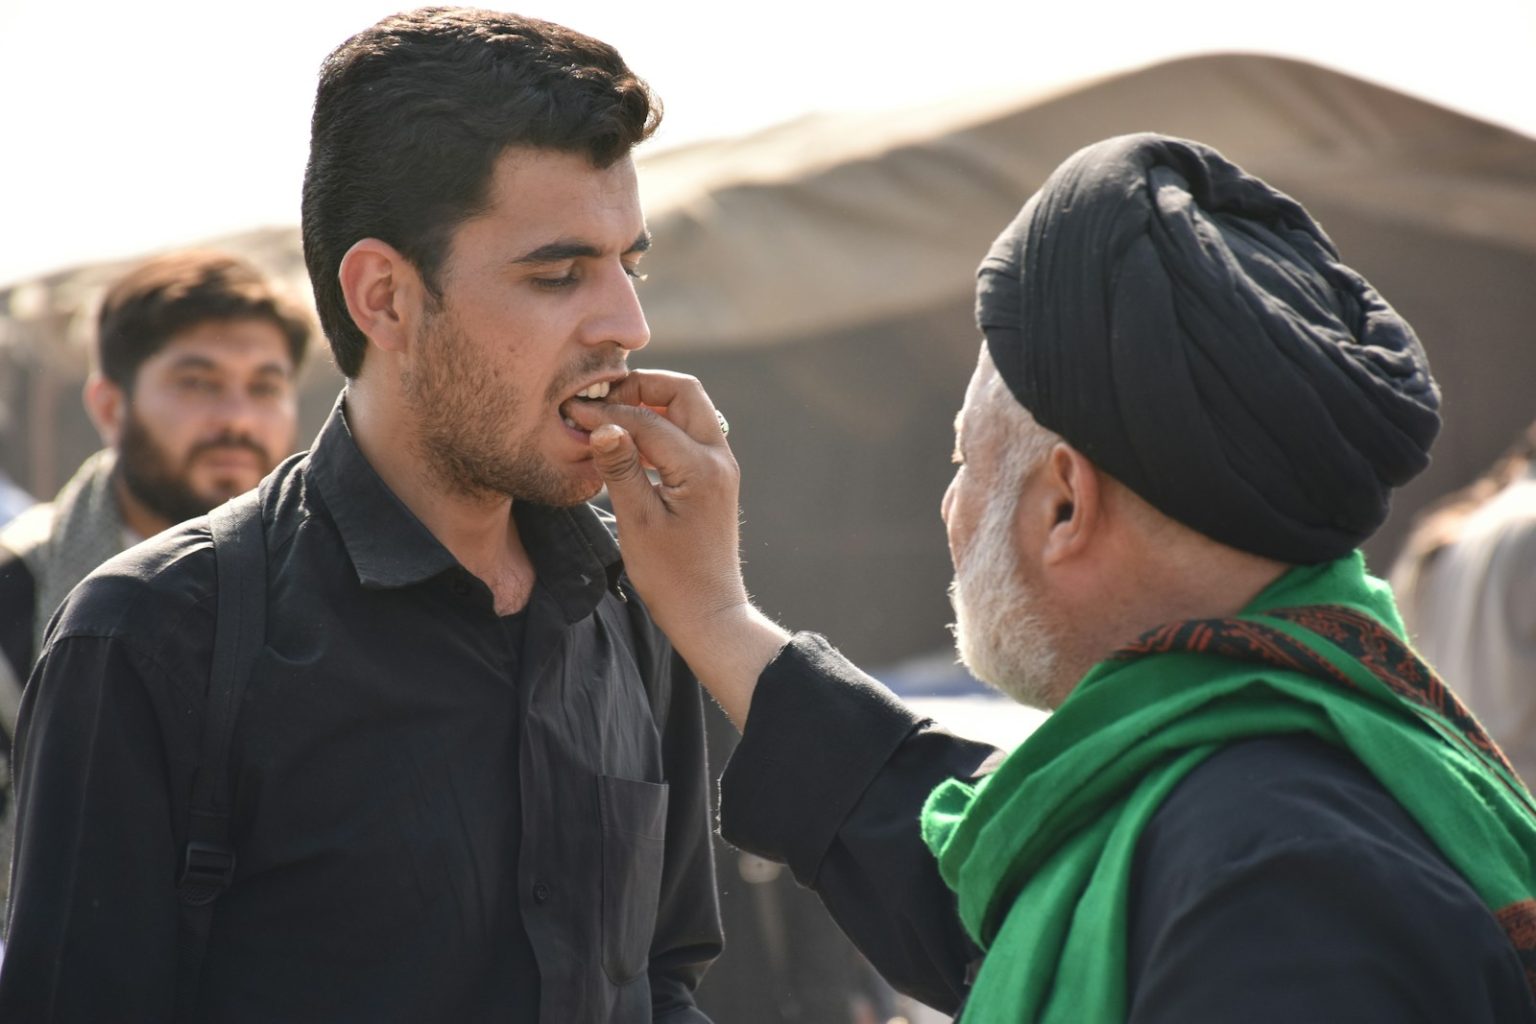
[563,370,786,727]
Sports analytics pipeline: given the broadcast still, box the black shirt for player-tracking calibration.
[0,399,722,1023]
[1127,734,1535,1021]
[720,633,1536,1022]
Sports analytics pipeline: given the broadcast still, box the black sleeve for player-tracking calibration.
[719,633,998,1014]
[0,550,34,679]
[1126,736,1536,1024]
[0,551,35,857]
[0,633,182,1021]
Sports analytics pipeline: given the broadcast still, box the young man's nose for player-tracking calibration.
[582,262,650,352]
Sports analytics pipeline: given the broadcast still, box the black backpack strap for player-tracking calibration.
[175,490,267,1019]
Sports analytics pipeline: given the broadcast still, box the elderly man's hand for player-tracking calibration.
[565,371,787,727]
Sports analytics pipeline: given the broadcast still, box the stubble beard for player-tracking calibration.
[949,487,1063,711]
[404,305,597,508]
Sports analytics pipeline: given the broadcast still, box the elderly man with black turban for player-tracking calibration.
[566,134,1536,1022]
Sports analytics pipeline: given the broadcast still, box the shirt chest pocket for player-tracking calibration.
[597,774,669,985]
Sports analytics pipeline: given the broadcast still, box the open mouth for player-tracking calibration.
[559,379,615,433]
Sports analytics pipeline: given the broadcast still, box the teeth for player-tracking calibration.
[575,381,611,400]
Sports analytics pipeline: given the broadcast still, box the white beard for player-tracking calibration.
[949,490,1061,710]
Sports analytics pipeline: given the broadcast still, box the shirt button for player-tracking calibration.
[532,882,551,904]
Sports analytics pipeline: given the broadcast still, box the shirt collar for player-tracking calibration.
[516,500,626,622]
[307,394,624,615]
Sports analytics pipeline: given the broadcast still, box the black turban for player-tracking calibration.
[977,133,1440,564]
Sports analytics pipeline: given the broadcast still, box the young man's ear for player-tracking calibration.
[82,373,127,448]
[338,239,424,356]
[1034,443,1102,566]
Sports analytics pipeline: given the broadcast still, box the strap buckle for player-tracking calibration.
[178,841,236,905]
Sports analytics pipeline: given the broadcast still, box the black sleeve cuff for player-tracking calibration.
[718,632,926,885]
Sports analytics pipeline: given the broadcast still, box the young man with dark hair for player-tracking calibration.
[0,249,306,912]
[0,9,720,1023]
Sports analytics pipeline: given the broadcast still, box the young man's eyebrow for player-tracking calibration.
[511,231,652,266]
[511,241,601,265]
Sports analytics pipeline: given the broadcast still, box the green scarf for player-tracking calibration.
[921,552,1536,1022]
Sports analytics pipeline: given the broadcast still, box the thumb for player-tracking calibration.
[590,423,660,519]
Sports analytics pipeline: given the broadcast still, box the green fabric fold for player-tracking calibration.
[921,552,1536,1022]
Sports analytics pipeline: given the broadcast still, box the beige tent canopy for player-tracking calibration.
[639,52,1536,665]
[641,53,1536,353]
[3,52,1534,671]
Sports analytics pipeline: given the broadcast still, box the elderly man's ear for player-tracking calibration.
[1027,443,1102,567]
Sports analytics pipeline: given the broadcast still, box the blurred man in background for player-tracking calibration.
[1393,418,1536,783]
[0,249,308,906]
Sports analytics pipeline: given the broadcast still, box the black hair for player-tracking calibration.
[97,250,311,389]
[301,7,661,377]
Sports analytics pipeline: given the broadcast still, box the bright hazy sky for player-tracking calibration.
[1,0,1532,288]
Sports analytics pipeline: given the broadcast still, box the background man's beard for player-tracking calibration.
[405,311,596,508]
[117,409,271,528]
[949,492,1061,710]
